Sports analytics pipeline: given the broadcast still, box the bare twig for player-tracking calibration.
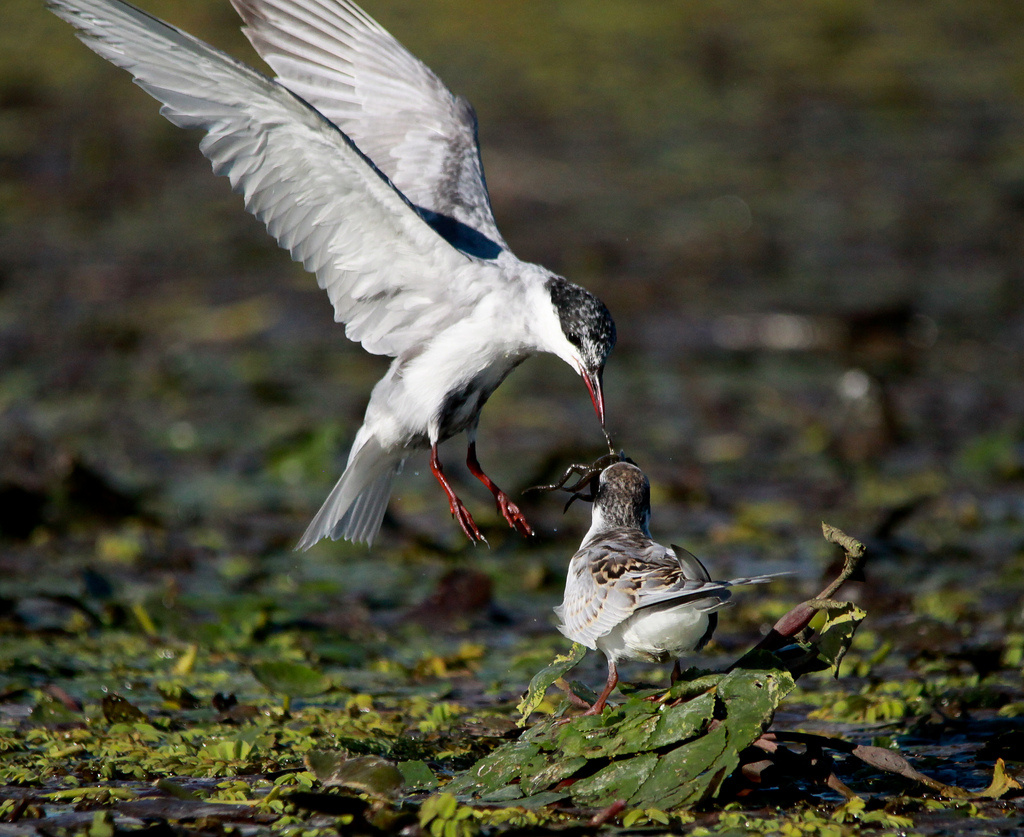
[587,800,626,827]
[746,524,866,655]
[555,678,594,710]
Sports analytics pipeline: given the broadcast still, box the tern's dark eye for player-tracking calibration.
[547,278,616,364]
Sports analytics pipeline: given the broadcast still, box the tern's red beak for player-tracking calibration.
[582,367,606,428]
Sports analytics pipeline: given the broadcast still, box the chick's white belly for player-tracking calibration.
[597,604,710,664]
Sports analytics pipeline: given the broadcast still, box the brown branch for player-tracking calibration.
[745,524,866,656]
[587,800,626,827]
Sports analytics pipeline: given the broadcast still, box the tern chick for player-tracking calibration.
[47,0,616,547]
[555,462,775,714]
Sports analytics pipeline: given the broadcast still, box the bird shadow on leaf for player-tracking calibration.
[448,524,1022,810]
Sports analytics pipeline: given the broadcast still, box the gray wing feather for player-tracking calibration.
[671,544,712,582]
[557,555,637,650]
[558,538,779,648]
[48,0,499,358]
[230,0,507,251]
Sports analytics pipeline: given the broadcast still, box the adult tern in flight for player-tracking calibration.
[47,0,616,547]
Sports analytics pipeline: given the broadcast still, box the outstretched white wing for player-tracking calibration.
[48,0,501,357]
[230,0,507,256]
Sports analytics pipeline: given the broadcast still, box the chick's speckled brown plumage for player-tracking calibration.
[555,461,778,714]
[557,527,729,656]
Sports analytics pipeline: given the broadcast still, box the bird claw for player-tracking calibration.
[578,699,608,716]
[496,491,534,537]
[526,451,631,497]
[554,698,607,724]
[449,497,487,544]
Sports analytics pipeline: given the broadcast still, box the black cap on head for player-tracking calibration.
[547,278,615,431]
[546,278,616,372]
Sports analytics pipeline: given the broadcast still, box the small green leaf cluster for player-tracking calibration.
[806,681,927,723]
[0,693,460,790]
[702,809,844,837]
[621,807,688,828]
[417,792,559,835]
[832,797,914,829]
[418,793,479,837]
[801,672,1018,724]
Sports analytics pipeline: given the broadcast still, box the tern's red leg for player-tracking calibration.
[466,441,534,537]
[430,444,485,543]
[581,659,619,716]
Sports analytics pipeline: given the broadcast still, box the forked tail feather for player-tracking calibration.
[296,439,402,549]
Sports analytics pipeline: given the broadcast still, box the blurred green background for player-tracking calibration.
[2,0,1024,620]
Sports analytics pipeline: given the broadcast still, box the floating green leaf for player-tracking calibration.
[626,723,731,809]
[569,752,660,804]
[305,751,404,797]
[518,751,588,796]
[397,759,439,791]
[646,691,716,749]
[251,660,330,699]
[101,694,147,724]
[445,742,541,797]
[515,642,586,726]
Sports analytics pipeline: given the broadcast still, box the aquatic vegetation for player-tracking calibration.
[4,0,1024,831]
[3,527,1018,832]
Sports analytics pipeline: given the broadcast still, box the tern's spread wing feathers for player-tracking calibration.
[557,530,777,650]
[49,0,497,358]
[230,0,506,255]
